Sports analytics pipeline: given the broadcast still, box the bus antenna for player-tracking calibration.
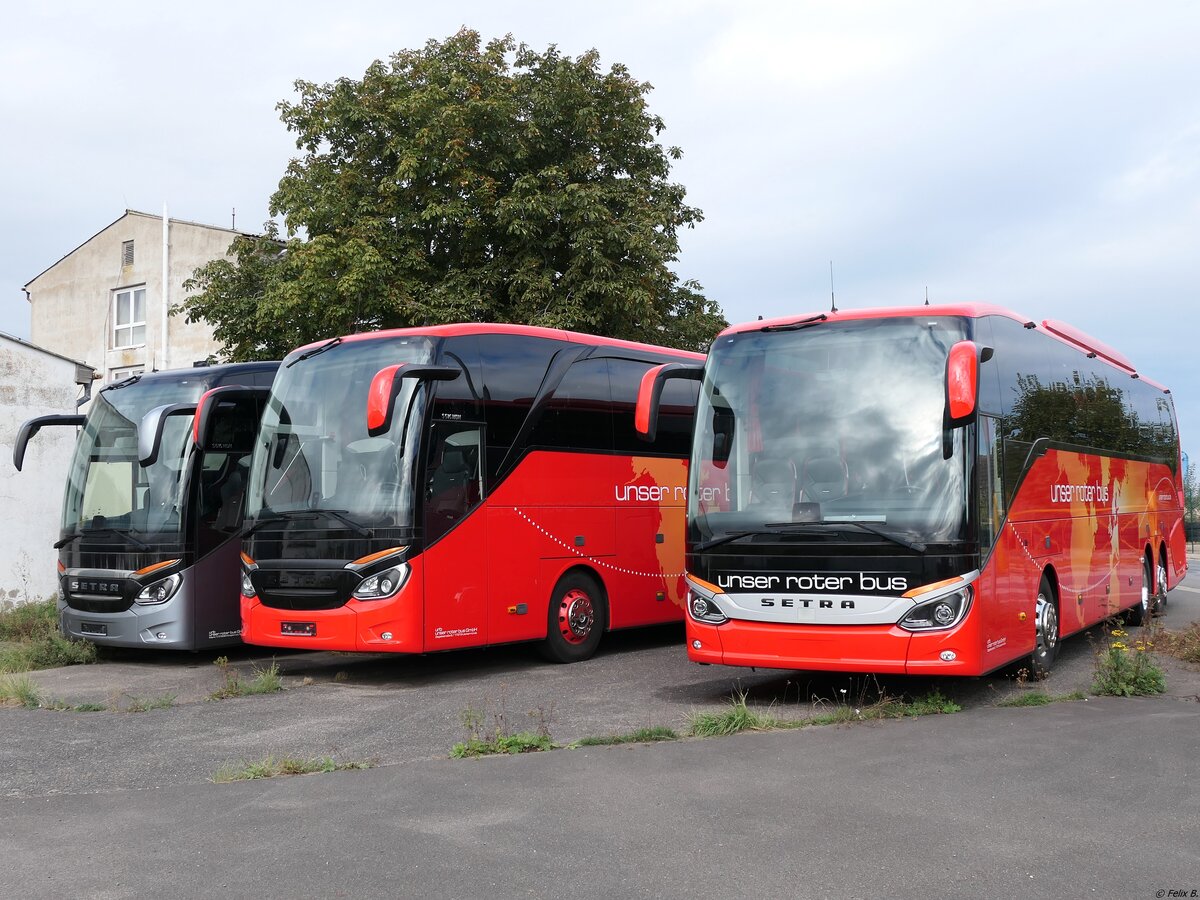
[925,287,929,306]
[829,261,837,313]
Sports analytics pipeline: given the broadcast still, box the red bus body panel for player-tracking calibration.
[242,452,688,651]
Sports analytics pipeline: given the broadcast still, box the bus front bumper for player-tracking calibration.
[685,618,983,675]
[59,598,196,649]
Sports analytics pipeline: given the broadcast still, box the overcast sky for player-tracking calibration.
[3,1,1197,460]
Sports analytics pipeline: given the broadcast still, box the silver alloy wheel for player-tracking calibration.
[1035,590,1058,656]
[1155,559,1168,613]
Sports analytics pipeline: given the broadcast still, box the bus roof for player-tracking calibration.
[98,361,277,393]
[730,303,1032,336]
[290,323,705,361]
[729,303,1169,393]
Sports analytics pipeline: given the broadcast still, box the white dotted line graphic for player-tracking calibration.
[513,507,685,579]
[1007,519,1123,596]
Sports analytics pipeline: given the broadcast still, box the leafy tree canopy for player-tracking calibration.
[178,29,726,358]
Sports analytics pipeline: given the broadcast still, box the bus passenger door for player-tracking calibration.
[420,422,488,650]
[192,390,266,646]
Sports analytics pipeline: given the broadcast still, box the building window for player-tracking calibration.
[113,287,147,348]
[109,366,144,384]
[122,240,134,267]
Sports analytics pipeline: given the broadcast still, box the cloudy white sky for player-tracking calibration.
[2,1,1197,459]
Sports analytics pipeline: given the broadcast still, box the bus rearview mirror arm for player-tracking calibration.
[367,364,461,437]
[139,403,199,467]
[12,414,86,471]
[635,363,704,442]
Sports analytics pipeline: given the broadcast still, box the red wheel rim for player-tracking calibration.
[556,589,594,645]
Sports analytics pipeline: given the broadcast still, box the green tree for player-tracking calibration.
[177,29,725,359]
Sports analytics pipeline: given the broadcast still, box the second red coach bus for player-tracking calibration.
[225,325,701,662]
[638,304,1184,675]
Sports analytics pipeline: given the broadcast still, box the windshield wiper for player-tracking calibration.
[767,520,927,553]
[286,337,343,368]
[692,530,765,553]
[759,314,827,333]
[54,528,151,550]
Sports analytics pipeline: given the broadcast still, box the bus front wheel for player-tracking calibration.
[1030,576,1059,677]
[539,572,606,664]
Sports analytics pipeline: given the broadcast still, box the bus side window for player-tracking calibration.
[976,416,1003,554]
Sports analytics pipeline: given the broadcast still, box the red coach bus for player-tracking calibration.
[221,325,701,662]
[637,304,1184,675]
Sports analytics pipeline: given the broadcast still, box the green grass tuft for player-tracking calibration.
[451,731,553,758]
[689,691,778,737]
[209,658,283,700]
[212,756,373,783]
[0,600,96,673]
[576,726,679,746]
[0,674,44,708]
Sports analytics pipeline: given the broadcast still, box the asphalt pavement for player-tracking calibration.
[1,561,1198,898]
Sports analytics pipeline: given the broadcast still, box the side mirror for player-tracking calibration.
[194,386,270,452]
[635,363,704,442]
[12,414,85,471]
[366,364,461,437]
[711,408,735,464]
[945,340,982,428]
[139,403,198,467]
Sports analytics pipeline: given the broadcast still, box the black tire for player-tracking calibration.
[1154,553,1169,615]
[1125,557,1152,626]
[539,571,606,664]
[1029,575,1059,677]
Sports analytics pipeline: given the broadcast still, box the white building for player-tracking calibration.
[24,209,247,384]
[0,334,93,604]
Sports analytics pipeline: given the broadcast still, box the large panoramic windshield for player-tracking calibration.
[62,377,204,538]
[245,336,435,527]
[691,315,970,545]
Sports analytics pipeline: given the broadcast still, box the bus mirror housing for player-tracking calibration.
[11,414,85,471]
[635,363,704,442]
[945,340,980,428]
[711,408,735,464]
[139,403,198,467]
[194,386,270,452]
[367,364,461,437]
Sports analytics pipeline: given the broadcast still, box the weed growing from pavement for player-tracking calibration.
[1156,621,1200,665]
[1092,622,1166,697]
[575,726,680,747]
[0,599,96,673]
[0,674,43,708]
[689,687,963,738]
[450,693,558,758]
[1,675,176,713]
[209,656,283,700]
[212,756,374,783]
[995,690,1087,708]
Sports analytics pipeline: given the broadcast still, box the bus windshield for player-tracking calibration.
[62,377,203,540]
[691,316,970,546]
[246,335,435,527]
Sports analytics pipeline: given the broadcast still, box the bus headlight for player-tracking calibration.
[352,564,409,601]
[135,573,182,606]
[688,589,728,625]
[899,586,972,631]
[241,566,257,599]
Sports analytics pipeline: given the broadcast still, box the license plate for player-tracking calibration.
[80,622,108,636]
[281,621,317,636]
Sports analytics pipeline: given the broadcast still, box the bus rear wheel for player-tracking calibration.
[539,572,606,664]
[1125,557,1153,626]
[1154,556,1169,615]
[1030,576,1059,677]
